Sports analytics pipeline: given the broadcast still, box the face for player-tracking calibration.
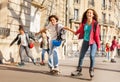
[50,17,57,25]
[42,32,46,38]
[86,9,94,20]
[19,29,24,34]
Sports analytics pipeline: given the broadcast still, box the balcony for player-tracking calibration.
[88,1,95,7]
[31,1,44,9]
[99,19,115,26]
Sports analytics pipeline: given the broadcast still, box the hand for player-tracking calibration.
[97,48,100,51]
[35,33,39,36]
[9,45,11,47]
[34,39,38,43]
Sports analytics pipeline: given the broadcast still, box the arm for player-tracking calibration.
[35,28,47,35]
[27,32,36,41]
[10,34,19,46]
[95,24,101,50]
[63,26,75,34]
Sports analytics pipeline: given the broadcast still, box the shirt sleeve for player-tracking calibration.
[57,23,64,31]
[45,24,50,30]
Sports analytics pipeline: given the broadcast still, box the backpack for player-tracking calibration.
[40,36,49,48]
[52,24,66,47]
[55,24,66,41]
[93,22,101,41]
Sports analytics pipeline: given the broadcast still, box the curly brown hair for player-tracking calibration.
[48,15,59,22]
[81,8,98,23]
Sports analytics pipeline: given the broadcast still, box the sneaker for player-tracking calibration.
[54,67,59,71]
[40,62,45,65]
[89,68,94,78]
[33,62,36,65]
[18,62,25,66]
[103,59,108,62]
[50,67,54,74]
[111,59,116,63]
[71,66,82,76]
[31,59,36,65]
[71,70,82,76]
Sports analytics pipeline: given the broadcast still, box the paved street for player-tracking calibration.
[0,57,120,82]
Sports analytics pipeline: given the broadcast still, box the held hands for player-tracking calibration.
[63,27,75,34]
[35,32,40,36]
[97,48,100,51]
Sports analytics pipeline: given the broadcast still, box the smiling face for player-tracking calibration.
[50,17,57,25]
[86,9,94,20]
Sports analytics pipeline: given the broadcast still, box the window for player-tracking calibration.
[119,2,120,9]
[89,0,94,6]
[102,13,106,23]
[109,14,111,23]
[74,0,79,3]
[91,0,94,6]
[102,0,106,7]
[108,0,112,10]
[74,9,79,21]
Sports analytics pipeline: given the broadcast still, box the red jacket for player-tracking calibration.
[75,19,101,49]
[110,39,118,51]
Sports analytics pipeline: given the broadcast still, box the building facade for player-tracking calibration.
[0,0,67,63]
[0,0,120,63]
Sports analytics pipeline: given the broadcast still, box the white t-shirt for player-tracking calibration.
[46,23,64,40]
[19,34,28,46]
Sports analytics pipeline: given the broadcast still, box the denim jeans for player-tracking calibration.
[78,40,97,69]
[41,49,49,61]
[48,42,59,69]
[106,52,110,60]
[19,45,34,63]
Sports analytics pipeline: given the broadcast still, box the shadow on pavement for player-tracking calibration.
[0,63,120,81]
[0,65,92,81]
[59,64,120,73]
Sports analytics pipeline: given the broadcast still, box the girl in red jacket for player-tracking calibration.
[110,36,118,63]
[71,8,101,78]
[103,42,110,62]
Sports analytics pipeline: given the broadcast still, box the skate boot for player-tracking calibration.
[71,67,82,76]
[89,68,94,78]
[111,59,116,63]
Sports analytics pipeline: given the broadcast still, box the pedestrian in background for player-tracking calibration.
[10,25,36,66]
[110,36,118,63]
[71,8,101,78]
[103,42,110,62]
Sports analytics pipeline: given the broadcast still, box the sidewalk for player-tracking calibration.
[60,57,120,74]
[0,57,120,75]
[0,57,120,82]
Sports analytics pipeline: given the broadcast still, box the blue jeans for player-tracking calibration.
[78,40,97,69]
[48,43,59,69]
[106,52,110,60]
[41,49,49,61]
